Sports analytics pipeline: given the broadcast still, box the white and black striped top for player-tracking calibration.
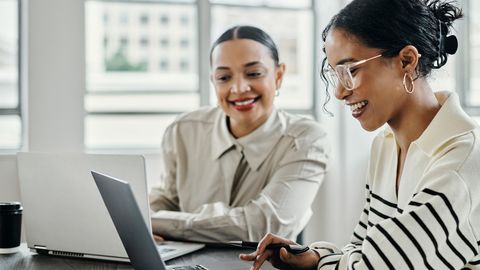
[311,92,480,269]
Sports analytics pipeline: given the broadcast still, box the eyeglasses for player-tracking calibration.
[324,54,382,91]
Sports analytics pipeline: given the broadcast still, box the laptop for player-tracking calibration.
[17,152,204,262]
[92,170,209,270]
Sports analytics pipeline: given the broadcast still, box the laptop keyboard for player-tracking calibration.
[157,247,176,254]
[169,265,208,270]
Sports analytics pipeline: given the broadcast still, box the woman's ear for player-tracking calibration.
[398,45,420,72]
[275,63,286,89]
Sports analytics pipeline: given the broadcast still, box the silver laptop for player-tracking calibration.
[92,171,208,270]
[17,152,204,262]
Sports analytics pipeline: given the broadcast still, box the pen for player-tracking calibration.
[228,241,310,255]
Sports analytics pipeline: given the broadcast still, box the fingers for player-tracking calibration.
[257,233,289,253]
[279,247,292,262]
[152,234,164,242]
[242,233,294,270]
[239,251,257,261]
[256,233,274,254]
[251,250,273,270]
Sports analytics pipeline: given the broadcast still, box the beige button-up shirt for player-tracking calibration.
[150,107,329,242]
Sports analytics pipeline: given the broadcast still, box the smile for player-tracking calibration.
[229,96,261,106]
[348,100,368,112]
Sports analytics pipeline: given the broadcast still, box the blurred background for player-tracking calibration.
[0,0,479,246]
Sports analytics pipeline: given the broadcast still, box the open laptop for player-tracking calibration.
[92,170,208,270]
[17,152,204,262]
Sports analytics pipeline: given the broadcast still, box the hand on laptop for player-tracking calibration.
[153,233,164,242]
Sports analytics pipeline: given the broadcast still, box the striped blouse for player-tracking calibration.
[311,92,480,269]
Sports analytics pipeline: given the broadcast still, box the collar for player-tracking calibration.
[211,108,285,171]
[211,108,236,161]
[383,91,477,156]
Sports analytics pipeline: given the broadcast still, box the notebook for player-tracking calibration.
[17,152,204,262]
[92,170,208,269]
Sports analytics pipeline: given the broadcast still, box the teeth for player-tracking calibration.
[349,101,368,111]
[234,99,255,106]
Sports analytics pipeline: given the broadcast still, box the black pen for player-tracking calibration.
[228,241,309,255]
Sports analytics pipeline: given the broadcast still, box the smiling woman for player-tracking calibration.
[148,25,329,243]
[241,0,480,269]
[210,37,284,137]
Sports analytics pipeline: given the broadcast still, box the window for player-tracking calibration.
[160,14,169,25]
[179,59,189,72]
[160,37,169,48]
[179,38,189,48]
[85,1,198,149]
[140,13,149,25]
[453,0,480,120]
[85,0,316,150]
[0,0,21,149]
[180,14,189,26]
[467,0,480,108]
[140,37,149,48]
[159,59,169,71]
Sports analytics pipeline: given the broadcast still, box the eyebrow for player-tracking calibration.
[214,61,263,71]
[334,57,356,66]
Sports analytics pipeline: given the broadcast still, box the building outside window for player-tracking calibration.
[84,0,315,150]
[465,0,480,123]
[0,0,21,150]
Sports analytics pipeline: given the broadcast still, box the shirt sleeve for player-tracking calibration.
[150,131,330,242]
[149,123,181,212]
[310,170,479,269]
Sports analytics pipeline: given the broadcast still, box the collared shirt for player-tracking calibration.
[311,92,480,269]
[149,106,329,242]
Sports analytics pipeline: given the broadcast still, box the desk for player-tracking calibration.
[0,244,275,269]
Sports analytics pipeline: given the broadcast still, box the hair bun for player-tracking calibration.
[444,35,458,55]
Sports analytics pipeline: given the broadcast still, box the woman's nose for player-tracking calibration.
[334,83,351,101]
[230,78,251,93]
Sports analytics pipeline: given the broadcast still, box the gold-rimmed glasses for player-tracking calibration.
[324,54,382,91]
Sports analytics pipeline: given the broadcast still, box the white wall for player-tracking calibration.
[0,0,376,248]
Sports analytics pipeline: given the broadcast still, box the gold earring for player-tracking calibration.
[403,73,415,94]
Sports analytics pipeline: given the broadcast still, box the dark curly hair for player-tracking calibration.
[320,0,463,111]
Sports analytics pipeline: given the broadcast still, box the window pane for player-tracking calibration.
[0,0,18,108]
[210,0,311,8]
[85,1,197,149]
[428,54,456,93]
[211,6,314,110]
[0,115,21,149]
[85,1,198,93]
[469,0,480,106]
[85,114,177,149]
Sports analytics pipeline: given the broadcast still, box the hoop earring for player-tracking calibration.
[403,73,415,94]
[275,89,280,97]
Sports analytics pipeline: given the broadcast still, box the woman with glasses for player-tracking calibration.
[241,0,480,269]
[149,25,329,242]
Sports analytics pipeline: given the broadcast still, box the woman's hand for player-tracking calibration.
[153,234,164,242]
[239,233,320,270]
